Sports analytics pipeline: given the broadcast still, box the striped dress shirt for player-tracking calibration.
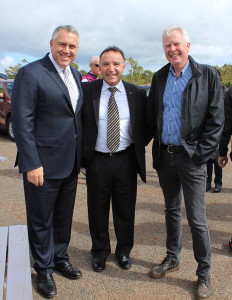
[161,61,192,145]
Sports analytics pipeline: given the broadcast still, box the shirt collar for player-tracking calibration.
[102,80,124,92]
[89,72,98,78]
[169,60,190,76]
[48,52,71,73]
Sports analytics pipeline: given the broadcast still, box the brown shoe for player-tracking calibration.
[195,276,212,299]
[149,256,180,279]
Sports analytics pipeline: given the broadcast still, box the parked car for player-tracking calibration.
[0,73,8,80]
[0,79,14,140]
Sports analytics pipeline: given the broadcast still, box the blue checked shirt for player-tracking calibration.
[161,61,192,145]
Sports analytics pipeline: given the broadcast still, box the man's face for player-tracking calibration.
[50,29,79,69]
[90,58,101,76]
[99,51,125,86]
[163,30,190,71]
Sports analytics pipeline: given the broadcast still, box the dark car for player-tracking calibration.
[0,79,14,140]
[0,73,8,80]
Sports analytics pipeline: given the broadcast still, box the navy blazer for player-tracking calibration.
[81,79,147,183]
[12,54,83,179]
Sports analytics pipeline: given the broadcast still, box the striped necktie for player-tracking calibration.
[62,68,77,111]
[107,87,120,152]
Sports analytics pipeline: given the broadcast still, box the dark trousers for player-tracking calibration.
[156,149,211,277]
[207,159,222,185]
[86,147,137,261]
[23,171,78,275]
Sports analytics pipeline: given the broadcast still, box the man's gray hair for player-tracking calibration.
[162,25,190,44]
[89,56,99,64]
[51,25,80,41]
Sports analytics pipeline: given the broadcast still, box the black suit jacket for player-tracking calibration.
[81,79,146,183]
[12,54,83,179]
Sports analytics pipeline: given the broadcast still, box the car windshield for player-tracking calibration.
[5,82,14,97]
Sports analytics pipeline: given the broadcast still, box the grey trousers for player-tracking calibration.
[156,149,211,277]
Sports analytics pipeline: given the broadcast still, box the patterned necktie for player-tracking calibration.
[107,87,120,152]
[62,68,77,111]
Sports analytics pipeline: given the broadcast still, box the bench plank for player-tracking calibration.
[6,225,32,300]
[0,227,8,300]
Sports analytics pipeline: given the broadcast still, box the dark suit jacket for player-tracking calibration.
[12,54,83,179]
[81,79,147,183]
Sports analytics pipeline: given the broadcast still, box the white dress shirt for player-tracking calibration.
[95,80,133,152]
[48,53,79,102]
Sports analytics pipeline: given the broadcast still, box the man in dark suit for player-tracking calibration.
[12,25,83,299]
[147,25,224,299]
[82,46,146,272]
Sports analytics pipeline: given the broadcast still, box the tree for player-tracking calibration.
[80,70,87,76]
[216,64,232,88]
[5,60,81,79]
[5,59,29,79]
[124,57,154,85]
[70,61,79,70]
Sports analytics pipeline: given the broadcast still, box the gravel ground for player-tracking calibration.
[0,129,232,300]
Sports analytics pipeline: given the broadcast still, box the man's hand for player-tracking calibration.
[27,167,44,186]
[218,156,228,168]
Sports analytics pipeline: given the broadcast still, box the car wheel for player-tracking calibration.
[6,116,14,141]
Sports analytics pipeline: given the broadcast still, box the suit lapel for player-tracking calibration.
[41,55,83,114]
[71,67,83,115]
[42,55,71,102]
[92,80,103,127]
[123,81,135,131]
[91,80,134,129]
[158,63,169,107]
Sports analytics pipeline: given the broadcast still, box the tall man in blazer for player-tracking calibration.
[82,46,146,272]
[12,25,83,299]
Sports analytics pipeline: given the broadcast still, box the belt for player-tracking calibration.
[95,144,134,157]
[161,144,186,154]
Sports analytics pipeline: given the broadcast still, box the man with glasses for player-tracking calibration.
[82,56,101,82]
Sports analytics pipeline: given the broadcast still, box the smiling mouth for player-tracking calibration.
[170,53,179,58]
[59,52,70,58]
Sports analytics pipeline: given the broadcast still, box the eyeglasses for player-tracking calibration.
[92,64,99,67]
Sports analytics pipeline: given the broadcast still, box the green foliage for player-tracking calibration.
[80,70,87,76]
[4,57,232,88]
[124,57,155,85]
[70,61,79,70]
[5,59,29,79]
[216,64,232,88]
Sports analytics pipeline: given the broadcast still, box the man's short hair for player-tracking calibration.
[51,25,80,41]
[162,25,190,44]
[89,56,99,64]
[100,46,125,60]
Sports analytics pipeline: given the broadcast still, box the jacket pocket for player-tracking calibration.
[35,136,58,147]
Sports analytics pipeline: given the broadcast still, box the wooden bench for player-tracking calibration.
[0,225,33,300]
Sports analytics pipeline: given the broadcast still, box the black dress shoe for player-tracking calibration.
[116,255,132,270]
[195,275,212,299]
[213,184,222,193]
[55,261,82,280]
[37,274,57,299]
[149,256,180,279]
[206,182,211,192]
[92,258,106,272]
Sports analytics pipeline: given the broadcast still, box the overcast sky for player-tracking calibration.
[1,0,232,73]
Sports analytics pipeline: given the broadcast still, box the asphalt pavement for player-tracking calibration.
[0,129,232,300]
